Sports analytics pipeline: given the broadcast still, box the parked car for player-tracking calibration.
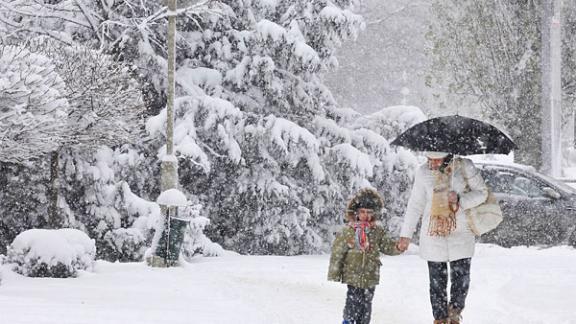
[474,161,576,248]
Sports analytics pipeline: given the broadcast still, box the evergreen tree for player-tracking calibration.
[154,0,368,254]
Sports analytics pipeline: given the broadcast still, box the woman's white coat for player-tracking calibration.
[400,158,488,262]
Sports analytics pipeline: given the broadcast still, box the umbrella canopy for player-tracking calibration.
[390,115,515,155]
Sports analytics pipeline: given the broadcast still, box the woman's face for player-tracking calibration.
[356,208,374,222]
[428,157,444,170]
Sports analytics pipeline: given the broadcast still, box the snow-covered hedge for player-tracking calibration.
[5,228,96,278]
[102,228,147,262]
[181,216,225,259]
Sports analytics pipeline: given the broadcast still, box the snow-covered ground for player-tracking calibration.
[1,244,575,324]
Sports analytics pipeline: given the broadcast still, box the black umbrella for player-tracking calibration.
[391,115,515,155]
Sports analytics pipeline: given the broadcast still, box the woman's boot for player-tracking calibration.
[448,305,463,324]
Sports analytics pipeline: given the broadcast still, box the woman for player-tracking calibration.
[396,152,488,324]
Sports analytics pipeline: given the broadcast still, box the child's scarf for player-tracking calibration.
[428,167,457,236]
[353,221,371,251]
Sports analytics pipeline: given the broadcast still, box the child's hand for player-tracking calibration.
[396,237,410,252]
[328,273,342,282]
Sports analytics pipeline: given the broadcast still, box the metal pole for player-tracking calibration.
[166,208,171,263]
[550,0,562,177]
[167,0,176,156]
[541,0,562,177]
[148,0,179,268]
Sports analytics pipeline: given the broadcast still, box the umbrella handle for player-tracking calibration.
[450,155,462,187]
[451,157,455,188]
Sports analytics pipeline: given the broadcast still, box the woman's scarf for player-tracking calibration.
[428,167,457,236]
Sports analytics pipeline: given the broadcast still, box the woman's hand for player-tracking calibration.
[448,191,460,213]
[448,191,459,204]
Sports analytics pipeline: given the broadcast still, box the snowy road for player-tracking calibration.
[1,244,575,324]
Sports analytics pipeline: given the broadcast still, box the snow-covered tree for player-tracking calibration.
[25,38,146,228]
[0,0,222,258]
[0,0,209,115]
[145,0,370,254]
[58,146,161,261]
[427,0,576,168]
[0,45,70,164]
[0,40,151,259]
[29,38,145,151]
[0,0,418,256]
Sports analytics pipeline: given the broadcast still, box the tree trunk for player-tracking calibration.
[48,150,61,229]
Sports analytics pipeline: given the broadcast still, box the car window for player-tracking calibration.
[479,163,576,198]
[482,171,513,193]
[534,172,576,195]
[512,176,546,197]
[482,169,546,198]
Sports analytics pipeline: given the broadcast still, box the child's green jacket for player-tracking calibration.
[328,225,398,289]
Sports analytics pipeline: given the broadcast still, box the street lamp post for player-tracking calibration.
[541,0,562,177]
[166,0,176,160]
[147,0,181,267]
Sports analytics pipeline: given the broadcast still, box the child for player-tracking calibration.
[328,188,400,324]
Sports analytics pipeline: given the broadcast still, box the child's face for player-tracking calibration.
[356,208,374,222]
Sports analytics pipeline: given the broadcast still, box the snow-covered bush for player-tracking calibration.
[102,228,147,262]
[181,215,225,259]
[5,229,95,278]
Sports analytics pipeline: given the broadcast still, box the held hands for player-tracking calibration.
[396,237,410,253]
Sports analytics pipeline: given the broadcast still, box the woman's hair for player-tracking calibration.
[438,154,454,173]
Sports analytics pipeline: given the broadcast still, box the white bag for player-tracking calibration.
[464,189,503,236]
[459,159,503,236]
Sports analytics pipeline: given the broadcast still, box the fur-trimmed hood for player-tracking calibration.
[345,188,384,222]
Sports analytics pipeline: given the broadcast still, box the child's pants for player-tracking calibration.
[343,285,375,324]
[427,258,471,320]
